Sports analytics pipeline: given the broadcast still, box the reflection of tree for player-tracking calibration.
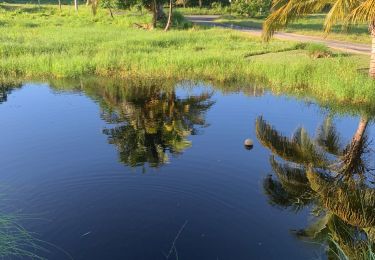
[88,84,214,168]
[0,83,21,104]
[256,115,375,258]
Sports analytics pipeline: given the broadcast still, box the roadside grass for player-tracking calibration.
[216,14,370,44]
[0,4,374,108]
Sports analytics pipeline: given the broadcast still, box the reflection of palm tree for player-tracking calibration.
[0,83,21,104]
[256,115,374,258]
[91,85,214,168]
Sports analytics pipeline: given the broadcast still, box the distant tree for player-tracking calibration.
[262,0,375,78]
[92,0,166,28]
[100,0,115,17]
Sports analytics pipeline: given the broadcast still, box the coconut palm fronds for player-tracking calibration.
[307,168,375,228]
[270,156,312,196]
[316,117,343,157]
[262,0,332,41]
[263,174,303,209]
[256,116,327,167]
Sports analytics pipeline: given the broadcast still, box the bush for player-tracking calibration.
[305,43,332,59]
[231,0,271,17]
[100,0,137,10]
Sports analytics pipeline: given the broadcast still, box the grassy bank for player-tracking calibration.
[0,4,374,107]
[216,14,370,44]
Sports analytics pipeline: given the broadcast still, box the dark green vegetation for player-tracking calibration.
[177,0,271,17]
[257,116,375,259]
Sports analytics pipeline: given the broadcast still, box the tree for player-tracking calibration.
[91,0,166,28]
[100,0,115,18]
[262,0,375,78]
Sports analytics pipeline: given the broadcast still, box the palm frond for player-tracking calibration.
[323,0,361,33]
[347,0,375,25]
[316,117,343,156]
[307,168,375,228]
[256,116,327,166]
[263,0,331,41]
[270,156,311,195]
[263,174,307,209]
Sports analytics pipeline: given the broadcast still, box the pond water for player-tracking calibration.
[0,80,374,259]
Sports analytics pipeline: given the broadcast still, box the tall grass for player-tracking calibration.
[0,4,374,107]
[0,213,44,259]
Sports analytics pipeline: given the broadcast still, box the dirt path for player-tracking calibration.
[186,15,371,55]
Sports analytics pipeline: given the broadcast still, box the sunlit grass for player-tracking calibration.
[0,4,374,107]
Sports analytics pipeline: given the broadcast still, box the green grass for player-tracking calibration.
[216,14,371,44]
[0,3,374,109]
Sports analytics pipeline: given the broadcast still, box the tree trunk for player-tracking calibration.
[58,0,62,10]
[164,0,173,31]
[198,0,202,8]
[370,21,375,79]
[341,117,369,176]
[74,0,78,11]
[152,0,157,29]
[86,0,90,6]
[156,3,165,19]
[352,117,368,144]
[108,6,114,18]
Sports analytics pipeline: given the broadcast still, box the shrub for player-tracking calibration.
[305,43,332,59]
[231,0,271,17]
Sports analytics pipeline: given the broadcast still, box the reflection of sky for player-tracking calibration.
[0,83,373,259]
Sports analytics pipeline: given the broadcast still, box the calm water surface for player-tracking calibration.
[0,81,374,259]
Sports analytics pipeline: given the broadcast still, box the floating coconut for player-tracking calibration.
[244,138,253,150]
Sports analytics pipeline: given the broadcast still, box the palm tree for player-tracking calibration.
[262,0,375,78]
[256,115,375,258]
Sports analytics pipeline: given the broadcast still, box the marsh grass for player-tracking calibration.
[0,213,44,259]
[0,4,374,107]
